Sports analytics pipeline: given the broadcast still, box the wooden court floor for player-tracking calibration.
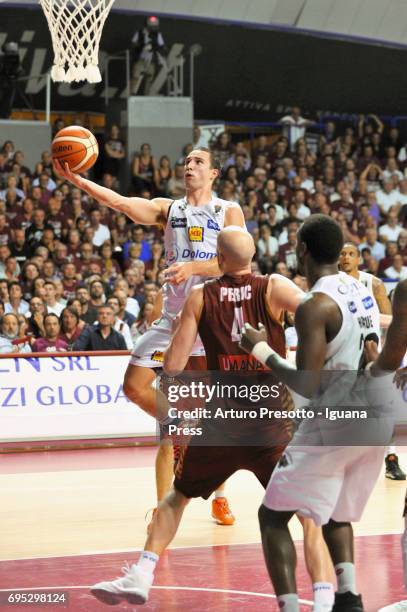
[0,446,406,610]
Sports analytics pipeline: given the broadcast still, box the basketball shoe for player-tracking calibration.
[386,454,406,480]
[91,563,152,605]
[211,497,235,525]
[332,591,364,611]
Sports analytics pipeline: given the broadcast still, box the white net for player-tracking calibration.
[39,0,115,83]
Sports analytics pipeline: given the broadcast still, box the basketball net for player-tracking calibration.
[39,0,115,83]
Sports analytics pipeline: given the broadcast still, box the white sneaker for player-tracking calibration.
[378,602,407,612]
[90,563,153,605]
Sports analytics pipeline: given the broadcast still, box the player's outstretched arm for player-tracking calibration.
[165,258,221,286]
[164,286,204,376]
[53,160,171,226]
[267,274,305,319]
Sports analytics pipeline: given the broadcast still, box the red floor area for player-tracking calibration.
[0,536,404,612]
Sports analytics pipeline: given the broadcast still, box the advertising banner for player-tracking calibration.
[0,354,156,442]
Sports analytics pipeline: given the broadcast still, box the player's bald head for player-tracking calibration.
[217,226,255,271]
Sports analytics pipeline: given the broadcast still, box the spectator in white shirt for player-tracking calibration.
[192,125,209,149]
[43,280,64,316]
[376,179,401,214]
[278,221,301,247]
[397,180,407,206]
[32,172,57,192]
[90,209,111,247]
[0,313,31,354]
[280,106,313,150]
[382,158,403,183]
[359,227,385,261]
[0,175,25,201]
[384,254,407,280]
[106,296,134,350]
[257,224,278,274]
[293,189,311,220]
[378,209,403,243]
[398,142,407,163]
[298,165,314,193]
[113,278,140,318]
[257,223,279,258]
[4,282,29,315]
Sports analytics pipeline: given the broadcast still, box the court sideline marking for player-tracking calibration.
[0,584,313,605]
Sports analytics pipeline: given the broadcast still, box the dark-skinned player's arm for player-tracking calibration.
[368,280,407,381]
[163,285,204,376]
[240,293,334,398]
[53,159,171,226]
[165,205,246,285]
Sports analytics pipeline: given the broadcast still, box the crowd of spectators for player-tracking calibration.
[1,108,407,353]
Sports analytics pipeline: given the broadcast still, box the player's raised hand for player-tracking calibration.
[239,322,267,353]
[52,159,86,188]
[165,262,194,285]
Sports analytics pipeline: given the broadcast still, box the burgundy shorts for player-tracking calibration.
[173,444,285,499]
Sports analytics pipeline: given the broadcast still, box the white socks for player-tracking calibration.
[214,490,225,499]
[277,593,299,611]
[313,581,334,610]
[335,562,357,594]
[137,551,159,577]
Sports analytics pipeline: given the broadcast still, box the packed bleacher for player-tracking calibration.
[1,109,406,353]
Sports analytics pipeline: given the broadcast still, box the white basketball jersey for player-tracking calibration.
[357,270,374,295]
[309,271,380,371]
[163,197,242,316]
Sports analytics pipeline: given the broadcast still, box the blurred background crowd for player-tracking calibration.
[1,108,407,353]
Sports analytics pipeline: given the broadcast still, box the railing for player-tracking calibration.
[104,45,201,103]
[2,72,52,123]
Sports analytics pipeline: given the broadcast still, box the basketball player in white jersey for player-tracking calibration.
[53,147,244,524]
[339,242,406,481]
[240,215,392,612]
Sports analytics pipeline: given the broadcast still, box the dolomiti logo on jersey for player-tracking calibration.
[182,248,216,259]
[189,226,204,242]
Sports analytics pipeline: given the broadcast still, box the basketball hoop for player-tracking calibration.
[39,0,115,83]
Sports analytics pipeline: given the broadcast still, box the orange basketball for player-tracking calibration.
[52,125,99,173]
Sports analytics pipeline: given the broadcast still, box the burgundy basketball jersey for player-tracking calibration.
[197,272,293,445]
[198,273,286,371]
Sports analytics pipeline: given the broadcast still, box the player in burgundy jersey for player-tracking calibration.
[90,226,334,609]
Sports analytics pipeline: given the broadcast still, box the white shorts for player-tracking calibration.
[129,314,205,368]
[263,444,386,526]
